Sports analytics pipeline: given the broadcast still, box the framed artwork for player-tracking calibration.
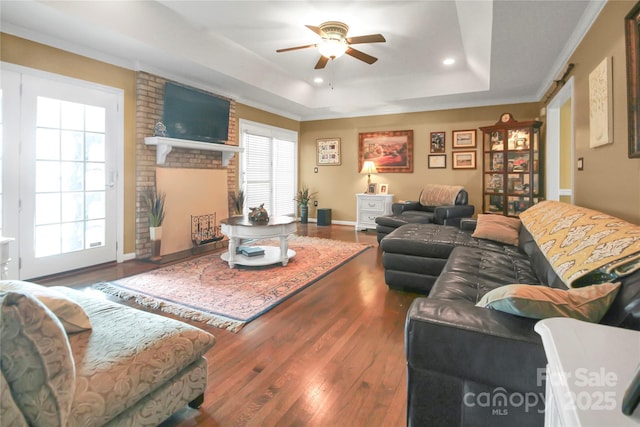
[316,138,341,165]
[379,183,389,194]
[589,57,613,148]
[367,183,378,194]
[452,151,476,169]
[452,129,477,149]
[428,154,447,169]
[430,131,446,153]
[358,130,413,173]
[625,1,640,158]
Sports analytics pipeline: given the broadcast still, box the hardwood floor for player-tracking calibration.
[36,224,420,427]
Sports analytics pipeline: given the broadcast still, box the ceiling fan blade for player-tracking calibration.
[276,44,316,53]
[305,25,327,38]
[346,47,378,65]
[314,56,330,69]
[347,34,386,45]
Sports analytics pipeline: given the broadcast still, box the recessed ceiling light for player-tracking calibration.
[443,58,455,65]
[314,77,324,84]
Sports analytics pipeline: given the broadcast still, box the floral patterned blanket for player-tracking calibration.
[519,201,640,287]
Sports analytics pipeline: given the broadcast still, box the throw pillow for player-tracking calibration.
[0,280,91,333]
[472,214,521,246]
[0,291,76,427]
[476,282,621,323]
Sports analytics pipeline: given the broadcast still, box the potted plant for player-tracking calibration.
[143,188,166,260]
[294,186,317,224]
[230,188,245,215]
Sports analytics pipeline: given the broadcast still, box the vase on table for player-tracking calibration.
[300,204,309,224]
[149,226,162,261]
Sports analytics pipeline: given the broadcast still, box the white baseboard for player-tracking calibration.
[308,218,355,227]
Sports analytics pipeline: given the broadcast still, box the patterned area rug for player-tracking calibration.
[94,236,371,332]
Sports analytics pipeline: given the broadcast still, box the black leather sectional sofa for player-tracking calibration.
[380,203,640,427]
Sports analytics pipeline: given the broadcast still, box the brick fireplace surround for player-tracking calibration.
[135,71,238,259]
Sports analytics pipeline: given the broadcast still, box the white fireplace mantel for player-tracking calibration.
[144,136,243,166]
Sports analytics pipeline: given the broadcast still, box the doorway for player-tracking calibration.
[2,65,123,279]
[546,77,575,203]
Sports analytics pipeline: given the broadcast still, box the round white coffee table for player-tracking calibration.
[220,216,296,268]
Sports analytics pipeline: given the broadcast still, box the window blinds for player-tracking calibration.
[240,120,298,218]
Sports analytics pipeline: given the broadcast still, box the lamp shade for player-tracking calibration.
[318,38,348,59]
[360,161,378,175]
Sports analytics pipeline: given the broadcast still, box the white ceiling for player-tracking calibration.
[1,0,605,121]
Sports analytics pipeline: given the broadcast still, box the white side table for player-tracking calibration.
[535,318,640,427]
[0,237,14,279]
[355,193,393,230]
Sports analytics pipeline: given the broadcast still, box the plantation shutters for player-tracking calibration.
[239,120,298,218]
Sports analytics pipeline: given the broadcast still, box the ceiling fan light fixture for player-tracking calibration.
[277,20,383,69]
[318,38,348,59]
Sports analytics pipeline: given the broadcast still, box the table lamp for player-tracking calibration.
[360,160,378,193]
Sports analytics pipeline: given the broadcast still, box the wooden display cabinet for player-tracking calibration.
[480,113,543,216]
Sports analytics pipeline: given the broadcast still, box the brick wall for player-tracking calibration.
[135,71,238,258]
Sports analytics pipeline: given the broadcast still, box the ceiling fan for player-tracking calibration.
[276,21,386,69]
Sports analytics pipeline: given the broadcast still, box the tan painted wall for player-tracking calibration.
[299,104,541,222]
[561,0,640,223]
[235,104,300,136]
[0,33,138,252]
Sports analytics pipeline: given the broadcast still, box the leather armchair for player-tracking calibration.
[376,186,474,243]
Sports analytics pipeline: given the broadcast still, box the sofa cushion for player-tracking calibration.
[472,214,521,246]
[0,280,91,333]
[382,224,522,261]
[476,282,621,322]
[428,246,539,304]
[0,291,76,427]
[375,214,411,228]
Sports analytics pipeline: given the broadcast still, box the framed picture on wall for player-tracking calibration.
[430,131,446,153]
[316,138,342,165]
[358,130,414,173]
[625,1,640,158]
[428,154,447,169]
[452,151,476,169]
[452,129,477,149]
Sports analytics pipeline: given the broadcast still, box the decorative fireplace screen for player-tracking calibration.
[191,213,223,247]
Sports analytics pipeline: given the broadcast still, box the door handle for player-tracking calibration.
[107,170,117,188]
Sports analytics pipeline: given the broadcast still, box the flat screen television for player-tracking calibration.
[162,82,230,143]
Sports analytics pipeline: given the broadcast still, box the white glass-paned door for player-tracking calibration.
[2,70,23,279]
[18,73,118,279]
